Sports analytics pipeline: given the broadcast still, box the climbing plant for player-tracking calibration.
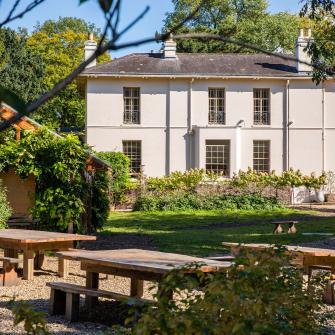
[96,151,131,205]
[0,127,108,231]
[0,180,11,228]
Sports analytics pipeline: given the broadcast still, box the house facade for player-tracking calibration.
[82,29,335,177]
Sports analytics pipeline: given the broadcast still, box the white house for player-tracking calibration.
[81,29,335,178]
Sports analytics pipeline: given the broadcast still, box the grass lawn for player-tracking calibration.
[101,208,335,256]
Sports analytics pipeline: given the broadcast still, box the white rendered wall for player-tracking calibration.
[86,76,335,177]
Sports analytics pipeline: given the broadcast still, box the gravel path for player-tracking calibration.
[0,256,155,334]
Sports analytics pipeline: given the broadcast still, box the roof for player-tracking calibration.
[81,52,306,78]
[0,104,110,170]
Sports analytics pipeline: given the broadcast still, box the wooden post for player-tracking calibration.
[58,258,69,278]
[49,289,66,315]
[34,251,45,270]
[23,249,34,280]
[68,221,74,234]
[65,292,80,322]
[85,271,99,308]
[15,128,21,141]
[130,278,144,298]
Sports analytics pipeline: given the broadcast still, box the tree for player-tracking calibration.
[300,0,335,82]
[27,17,110,130]
[0,28,45,103]
[164,0,300,54]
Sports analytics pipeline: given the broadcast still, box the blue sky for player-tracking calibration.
[1,0,301,57]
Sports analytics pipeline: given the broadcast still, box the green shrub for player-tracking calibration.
[134,193,282,212]
[134,247,331,335]
[0,180,11,228]
[91,170,110,229]
[97,152,131,204]
[0,128,109,232]
[146,169,206,192]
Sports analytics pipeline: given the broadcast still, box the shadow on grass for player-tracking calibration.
[103,209,334,232]
[100,210,335,256]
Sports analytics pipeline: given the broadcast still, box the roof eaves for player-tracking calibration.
[79,73,311,79]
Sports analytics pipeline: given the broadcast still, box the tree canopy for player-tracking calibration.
[164,0,300,54]
[300,0,335,82]
[27,17,110,130]
[0,28,45,103]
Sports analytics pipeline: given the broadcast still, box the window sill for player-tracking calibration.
[251,125,272,128]
[207,124,227,127]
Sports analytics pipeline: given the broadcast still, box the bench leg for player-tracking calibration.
[65,292,80,322]
[23,250,34,280]
[324,280,335,305]
[49,288,66,315]
[273,223,283,234]
[58,258,69,278]
[85,272,99,308]
[34,251,45,270]
[4,249,19,270]
[130,278,144,298]
[2,261,20,287]
[288,223,297,234]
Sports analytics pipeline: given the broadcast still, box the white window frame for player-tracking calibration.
[208,88,225,125]
[123,87,140,124]
[253,88,270,125]
[122,140,142,174]
[253,140,270,173]
[205,140,230,176]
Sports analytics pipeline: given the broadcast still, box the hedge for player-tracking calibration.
[134,193,282,212]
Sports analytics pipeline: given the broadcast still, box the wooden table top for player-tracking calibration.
[56,249,231,274]
[0,229,96,244]
[222,242,335,257]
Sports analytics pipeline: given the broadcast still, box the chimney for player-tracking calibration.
[84,33,97,68]
[295,28,313,73]
[163,38,177,59]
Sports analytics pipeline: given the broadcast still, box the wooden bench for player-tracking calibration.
[0,256,22,286]
[271,221,299,234]
[47,282,152,322]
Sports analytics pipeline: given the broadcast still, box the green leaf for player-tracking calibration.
[0,85,27,116]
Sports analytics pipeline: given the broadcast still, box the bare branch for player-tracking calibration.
[0,0,46,28]
[2,0,326,132]
[116,5,150,38]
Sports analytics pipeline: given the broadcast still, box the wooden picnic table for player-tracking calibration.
[55,248,230,307]
[0,229,96,280]
[222,242,335,304]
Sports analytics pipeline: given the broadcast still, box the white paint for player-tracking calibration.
[85,76,335,178]
[295,28,313,73]
[163,39,177,59]
[84,34,97,68]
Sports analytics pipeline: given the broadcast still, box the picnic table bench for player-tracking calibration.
[0,256,22,286]
[0,229,96,280]
[53,248,231,321]
[222,242,335,304]
[47,282,151,322]
[271,220,299,234]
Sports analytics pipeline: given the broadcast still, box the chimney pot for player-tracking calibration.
[84,32,97,68]
[163,38,177,59]
[295,28,313,73]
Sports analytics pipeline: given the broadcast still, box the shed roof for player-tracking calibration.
[81,52,306,78]
[0,104,110,170]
